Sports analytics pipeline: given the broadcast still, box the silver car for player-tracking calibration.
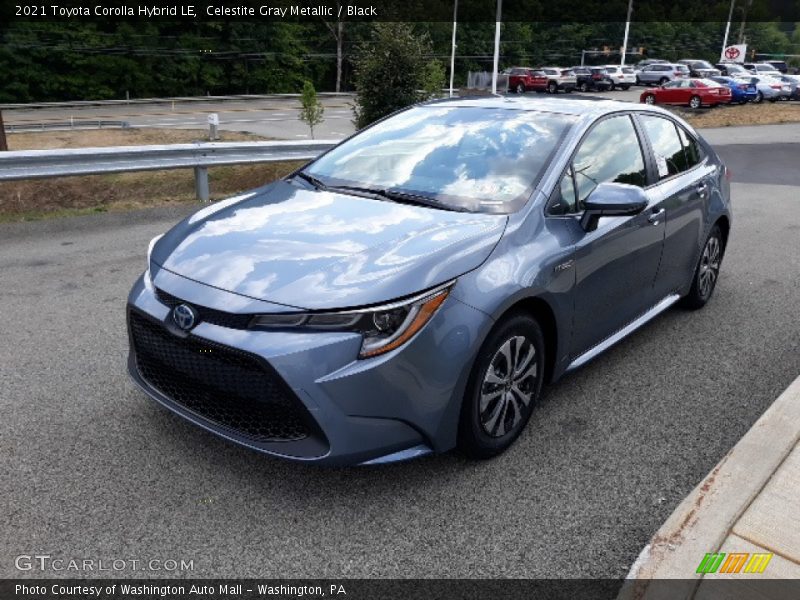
[735,75,792,102]
[636,63,690,85]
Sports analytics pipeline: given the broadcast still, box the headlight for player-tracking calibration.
[146,233,164,271]
[250,282,454,359]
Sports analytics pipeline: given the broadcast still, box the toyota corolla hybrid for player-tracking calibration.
[127,97,731,466]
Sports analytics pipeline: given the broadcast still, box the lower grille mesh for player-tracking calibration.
[129,310,311,442]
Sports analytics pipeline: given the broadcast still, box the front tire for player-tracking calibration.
[516,83,525,94]
[754,91,764,103]
[680,225,724,310]
[547,81,558,94]
[458,313,545,459]
[621,84,630,91]
[643,94,656,105]
[689,95,702,109]
[579,81,589,92]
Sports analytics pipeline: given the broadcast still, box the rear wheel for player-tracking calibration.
[689,95,702,109]
[643,94,656,105]
[547,81,558,94]
[621,84,631,91]
[609,81,616,91]
[659,77,669,85]
[754,91,764,103]
[458,313,545,459]
[680,225,724,310]
[515,83,525,94]
[579,81,589,92]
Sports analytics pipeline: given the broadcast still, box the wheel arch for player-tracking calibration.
[492,295,560,385]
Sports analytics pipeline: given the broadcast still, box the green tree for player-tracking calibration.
[299,80,325,139]
[351,23,444,129]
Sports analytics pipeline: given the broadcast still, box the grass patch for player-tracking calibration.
[6,127,266,150]
[674,101,800,128]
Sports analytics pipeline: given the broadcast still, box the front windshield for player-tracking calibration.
[303,105,575,214]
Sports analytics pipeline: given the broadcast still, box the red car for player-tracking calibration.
[640,78,732,108]
[507,67,547,94]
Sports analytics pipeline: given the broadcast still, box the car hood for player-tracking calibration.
[151,180,507,310]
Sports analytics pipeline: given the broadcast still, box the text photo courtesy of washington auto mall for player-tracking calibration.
[1,0,799,599]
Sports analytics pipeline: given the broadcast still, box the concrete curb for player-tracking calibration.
[620,374,800,598]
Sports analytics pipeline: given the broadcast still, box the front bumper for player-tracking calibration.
[126,269,489,466]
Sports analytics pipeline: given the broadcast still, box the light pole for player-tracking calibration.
[449,0,458,97]
[620,0,633,66]
[720,0,736,62]
[491,0,503,94]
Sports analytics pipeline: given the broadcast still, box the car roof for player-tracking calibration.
[424,95,672,119]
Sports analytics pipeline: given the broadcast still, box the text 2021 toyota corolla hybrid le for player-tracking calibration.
[127,96,731,466]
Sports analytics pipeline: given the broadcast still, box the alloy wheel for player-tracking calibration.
[698,235,721,299]
[479,335,537,438]
[516,83,524,94]
[644,94,655,105]
[690,95,701,109]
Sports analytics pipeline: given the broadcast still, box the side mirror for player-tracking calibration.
[580,182,648,232]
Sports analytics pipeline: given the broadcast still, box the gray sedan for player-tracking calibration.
[128,97,731,466]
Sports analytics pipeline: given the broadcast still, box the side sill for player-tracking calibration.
[565,293,681,373]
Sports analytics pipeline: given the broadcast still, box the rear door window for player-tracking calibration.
[640,115,689,179]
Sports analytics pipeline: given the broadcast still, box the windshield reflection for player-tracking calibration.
[305,105,575,214]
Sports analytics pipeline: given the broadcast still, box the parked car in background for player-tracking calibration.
[775,74,800,100]
[507,67,543,94]
[709,76,758,104]
[765,60,789,74]
[571,66,613,92]
[715,62,750,77]
[603,65,636,90]
[634,58,669,70]
[743,63,782,77]
[636,63,690,85]
[640,78,732,108]
[678,60,722,78]
[538,67,577,93]
[733,75,791,102]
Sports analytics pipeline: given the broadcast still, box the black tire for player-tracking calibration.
[659,77,669,85]
[458,313,545,459]
[516,83,525,94]
[643,94,656,105]
[689,95,702,109]
[547,81,558,94]
[680,225,725,310]
[635,75,641,85]
[608,81,616,91]
[621,84,630,91]
[754,91,764,104]
[579,81,589,92]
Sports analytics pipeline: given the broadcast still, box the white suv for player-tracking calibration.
[603,65,637,90]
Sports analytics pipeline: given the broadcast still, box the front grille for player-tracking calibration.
[129,310,312,443]
[155,288,253,330]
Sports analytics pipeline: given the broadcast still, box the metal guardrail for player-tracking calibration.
[0,140,338,201]
[6,120,130,132]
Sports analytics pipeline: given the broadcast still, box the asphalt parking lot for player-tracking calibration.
[1,139,798,579]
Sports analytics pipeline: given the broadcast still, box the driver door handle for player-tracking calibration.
[648,208,665,225]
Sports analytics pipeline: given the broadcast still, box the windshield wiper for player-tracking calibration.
[295,176,469,212]
[294,171,328,190]
[378,189,470,212]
